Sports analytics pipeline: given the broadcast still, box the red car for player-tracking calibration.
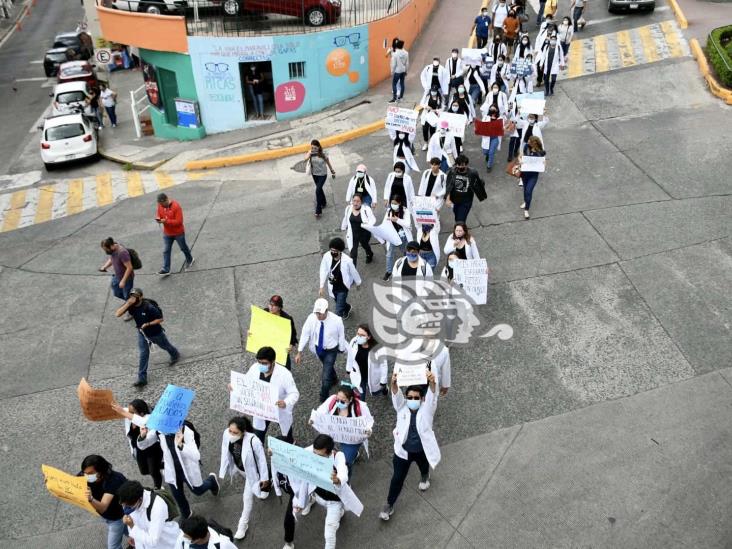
[57,61,98,89]
[222,0,341,26]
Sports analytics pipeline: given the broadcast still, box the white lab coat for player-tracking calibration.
[417,169,447,210]
[292,447,363,516]
[345,338,389,395]
[443,235,480,259]
[480,90,509,118]
[319,252,362,298]
[340,205,376,251]
[419,92,443,126]
[176,527,238,549]
[427,131,458,167]
[392,387,441,468]
[383,172,416,210]
[489,63,511,89]
[429,346,452,390]
[299,311,348,355]
[345,174,378,204]
[516,117,548,145]
[315,395,374,429]
[128,489,181,549]
[444,57,466,84]
[415,225,441,264]
[382,208,413,250]
[124,413,157,458]
[392,256,434,278]
[447,93,476,123]
[464,66,486,97]
[486,41,508,66]
[420,63,449,95]
[540,44,565,76]
[244,363,300,435]
[388,129,419,172]
[218,430,270,498]
[137,424,202,489]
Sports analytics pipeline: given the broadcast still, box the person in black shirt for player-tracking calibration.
[264,294,298,370]
[112,399,164,489]
[116,288,180,388]
[245,64,266,119]
[444,155,486,223]
[80,454,128,549]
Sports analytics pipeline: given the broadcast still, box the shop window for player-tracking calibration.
[288,62,306,80]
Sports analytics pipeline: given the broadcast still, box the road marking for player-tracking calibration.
[595,35,610,73]
[34,185,55,224]
[67,179,84,215]
[155,171,175,189]
[17,187,39,229]
[126,172,144,197]
[638,24,660,63]
[660,20,686,57]
[95,173,113,207]
[616,30,636,67]
[568,40,585,78]
[1,190,27,232]
[14,77,48,82]
[30,60,44,64]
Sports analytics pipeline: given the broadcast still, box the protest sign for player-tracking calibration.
[461,48,484,66]
[519,98,546,116]
[269,436,335,493]
[411,196,438,226]
[363,219,403,246]
[230,370,279,423]
[515,91,544,114]
[41,465,97,515]
[438,112,466,139]
[309,410,374,444]
[246,305,291,365]
[474,118,504,137]
[146,384,195,434]
[513,58,533,77]
[395,360,428,387]
[385,106,418,134]
[422,109,439,127]
[77,378,121,421]
[453,258,489,305]
[520,155,546,173]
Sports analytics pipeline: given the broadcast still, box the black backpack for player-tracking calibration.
[146,488,179,522]
[183,420,201,448]
[127,248,142,270]
[208,519,234,542]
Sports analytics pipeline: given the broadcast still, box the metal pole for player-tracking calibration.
[131,90,142,139]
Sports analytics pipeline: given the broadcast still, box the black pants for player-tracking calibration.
[508,136,521,161]
[422,122,435,143]
[455,136,463,155]
[284,491,296,543]
[350,230,373,267]
[136,450,163,489]
[476,35,488,48]
[387,451,430,505]
[254,422,294,445]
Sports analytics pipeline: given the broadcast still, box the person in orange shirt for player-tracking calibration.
[155,193,195,276]
[502,10,521,55]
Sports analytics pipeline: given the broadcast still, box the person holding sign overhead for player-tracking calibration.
[118,480,181,549]
[427,121,458,173]
[111,400,164,489]
[519,136,546,219]
[379,370,440,521]
[263,295,298,371]
[80,455,129,549]
[219,416,271,540]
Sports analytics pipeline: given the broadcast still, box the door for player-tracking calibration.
[157,68,180,126]
[239,61,275,121]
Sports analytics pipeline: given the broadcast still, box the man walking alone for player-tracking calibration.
[389,40,409,103]
[156,193,195,276]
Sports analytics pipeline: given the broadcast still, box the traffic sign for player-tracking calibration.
[95,49,112,64]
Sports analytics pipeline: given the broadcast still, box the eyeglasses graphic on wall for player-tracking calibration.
[333,33,361,47]
[205,62,229,74]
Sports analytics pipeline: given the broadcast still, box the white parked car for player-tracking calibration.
[111,0,187,14]
[51,81,90,116]
[40,113,98,170]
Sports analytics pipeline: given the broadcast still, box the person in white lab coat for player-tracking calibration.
[111,399,163,489]
[489,54,511,94]
[416,223,440,270]
[136,421,219,521]
[219,416,270,540]
[417,158,447,210]
[177,515,237,549]
[341,194,376,267]
[446,98,470,155]
[540,33,565,96]
[296,298,349,402]
[481,82,509,118]
[419,57,449,96]
[487,34,508,70]
[419,87,443,151]
[293,435,363,549]
[118,480,181,549]
[393,240,434,278]
[379,370,441,521]
[427,121,458,173]
[480,105,504,172]
[426,345,452,396]
[444,48,466,98]
[513,34,533,61]
[345,323,389,399]
[511,52,537,94]
[388,128,419,172]
[383,161,416,210]
[464,63,486,107]
[345,164,378,208]
[382,195,413,281]
[443,222,481,259]
[319,237,362,319]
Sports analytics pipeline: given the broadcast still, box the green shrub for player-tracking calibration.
[707,25,732,88]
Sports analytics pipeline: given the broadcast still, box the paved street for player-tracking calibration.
[0,0,731,548]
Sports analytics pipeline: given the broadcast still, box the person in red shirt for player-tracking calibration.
[156,193,195,275]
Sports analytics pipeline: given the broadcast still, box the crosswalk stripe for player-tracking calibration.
[616,30,637,68]
[568,42,585,78]
[0,193,12,230]
[51,181,68,220]
[594,35,610,73]
[96,173,113,207]
[17,188,39,229]
[638,25,661,63]
[67,179,84,215]
[154,172,175,190]
[1,190,27,232]
[34,185,55,224]
[126,172,144,197]
[660,20,685,58]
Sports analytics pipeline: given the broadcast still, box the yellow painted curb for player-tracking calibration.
[468,0,492,48]
[690,38,732,105]
[184,120,386,171]
[667,0,688,29]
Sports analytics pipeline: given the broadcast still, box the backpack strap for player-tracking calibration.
[146,490,156,521]
[249,434,261,479]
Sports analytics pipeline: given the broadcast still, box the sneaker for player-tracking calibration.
[169,354,180,367]
[520,202,526,209]
[209,473,220,496]
[487,166,492,173]
[366,255,373,264]
[234,525,248,540]
[379,504,394,521]
[300,499,313,516]
[343,305,352,320]
[421,143,428,151]
[388,98,397,103]
[419,474,431,491]
[133,379,147,388]
[382,271,392,281]
[185,257,195,269]
[524,210,530,219]
[282,544,295,549]
[157,269,170,276]
[123,312,133,322]
[112,123,117,128]
[518,180,523,187]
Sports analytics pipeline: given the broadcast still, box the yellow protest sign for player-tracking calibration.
[245,305,291,365]
[41,464,97,515]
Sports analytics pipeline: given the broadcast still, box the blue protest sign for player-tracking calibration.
[269,436,336,493]
[146,384,195,434]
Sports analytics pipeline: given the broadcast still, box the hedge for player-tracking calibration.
[707,25,732,88]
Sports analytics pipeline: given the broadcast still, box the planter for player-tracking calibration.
[706,25,732,88]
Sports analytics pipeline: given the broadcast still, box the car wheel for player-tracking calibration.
[223,0,240,16]
[306,7,326,26]
[607,0,616,12]
[142,3,162,14]
[43,162,55,171]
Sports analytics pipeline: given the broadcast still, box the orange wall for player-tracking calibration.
[367,0,437,87]
[97,6,188,53]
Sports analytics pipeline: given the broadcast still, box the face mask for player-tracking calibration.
[481,10,488,15]
[391,203,400,211]
[564,20,570,25]
[522,39,529,45]
[451,53,458,59]
[489,110,498,117]
[259,363,270,373]
[406,252,418,262]
[439,129,447,135]
[458,86,465,93]
[355,335,368,345]
[122,504,138,515]
[398,132,406,139]
[330,251,340,259]
[356,171,365,177]
[451,106,459,112]
[550,40,557,46]
[430,91,437,97]
[406,399,421,411]
[394,171,404,177]
[493,88,499,94]
[529,119,536,125]
[448,260,457,269]
[457,166,467,173]
[527,57,533,63]
[335,401,349,410]
[227,432,241,443]
[498,61,504,66]
[433,60,439,67]
[189,542,208,549]
[85,473,98,483]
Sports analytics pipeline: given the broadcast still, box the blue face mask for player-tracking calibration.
[422,224,433,233]
[335,401,349,410]
[406,253,418,262]
[406,399,421,411]
[258,363,270,374]
[122,504,137,515]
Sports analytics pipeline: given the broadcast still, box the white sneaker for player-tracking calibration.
[520,202,525,209]
[234,525,248,540]
[524,210,530,219]
[300,500,313,516]
[418,474,431,491]
[518,180,523,187]
[283,544,295,549]
[421,143,428,151]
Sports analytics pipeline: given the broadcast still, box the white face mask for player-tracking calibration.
[356,171,365,177]
[227,432,242,443]
[432,60,439,67]
[498,61,504,66]
[390,203,400,211]
[355,335,368,345]
[448,260,457,269]
[451,106,459,112]
[440,129,447,135]
[85,473,98,483]
[451,53,458,59]
[550,40,557,46]
[398,132,406,139]
[394,171,404,177]
[458,87,465,93]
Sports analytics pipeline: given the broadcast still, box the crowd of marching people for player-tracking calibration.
[67,1,578,548]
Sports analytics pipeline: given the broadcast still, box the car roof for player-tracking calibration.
[43,113,86,129]
[59,60,90,69]
[53,81,88,93]
[59,61,92,74]
[54,32,79,40]
[46,47,69,55]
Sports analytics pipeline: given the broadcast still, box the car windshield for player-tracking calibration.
[60,66,90,77]
[56,91,86,104]
[54,37,79,48]
[46,124,85,141]
[47,53,68,62]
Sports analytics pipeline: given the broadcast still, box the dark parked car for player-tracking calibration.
[222,0,342,26]
[607,0,655,13]
[52,32,92,60]
[43,47,70,77]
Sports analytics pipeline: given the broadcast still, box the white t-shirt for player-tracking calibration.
[493,4,509,28]
[100,88,116,107]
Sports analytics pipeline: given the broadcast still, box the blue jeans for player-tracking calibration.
[317,348,339,402]
[168,474,218,520]
[111,275,134,301]
[386,235,408,273]
[247,85,264,116]
[104,518,127,549]
[419,250,437,269]
[137,330,180,382]
[483,137,500,168]
[334,289,350,318]
[340,442,362,476]
[104,105,117,126]
[452,200,473,223]
[469,84,482,105]
[392,72,405,99]
[162,234,193,272]
[522,172,540,210]
[536,1,546,24]
[312,174,327,214]
[573,6,584,31]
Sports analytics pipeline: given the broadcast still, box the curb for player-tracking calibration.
[690,38,732,105]
[184,119,385,171]
[98,149,170,171]
[667,0,688,30]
